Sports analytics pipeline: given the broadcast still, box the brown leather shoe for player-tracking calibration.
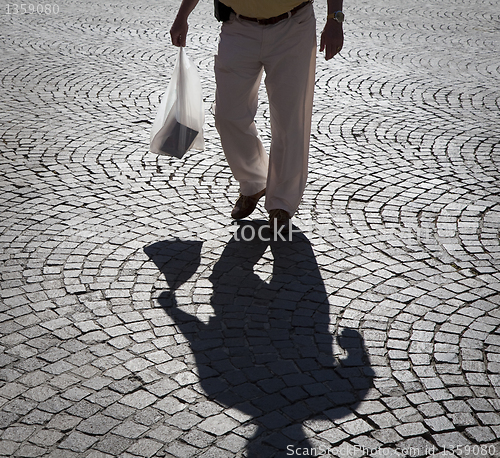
[231,188,266,219]
[268,209,291,233]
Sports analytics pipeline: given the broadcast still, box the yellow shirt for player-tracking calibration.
[221,0,306,19]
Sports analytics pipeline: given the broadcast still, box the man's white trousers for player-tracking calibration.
[214,4,317,216]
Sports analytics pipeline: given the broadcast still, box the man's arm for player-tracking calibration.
[170,0,200,47]
[320,0,344,60]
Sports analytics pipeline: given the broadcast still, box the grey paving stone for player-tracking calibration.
[216,433,248,453]
[190,401,224,418]
[86,390,122,408]
[13,444,46,457]
[112,420,149,439]
[2,425,36,442]
[46,414,82,432]
[433,431,472,449]
[182,429,216,448]
[48,373,81,390]
[94,434,134,456]
[0,440,19,457]
[166,411,203,431]
[449,413,478,428]
[126,438,163,457]
[371,428,403,445]
[424,416,455,433]
[119,390,157,409]
[396,437,435,457]
[20,409,53,426]
[45,449,80,458]
[37,396,73,414]
[318,427,350,445]
[101,403,136,421]
[61,386,91,402]
[59,431,99,453]
[341,418,374,435]
[465,426,496,444]
[25,431,59,451]
[198,414,240,436]
[370,412,400,429]
[68,398,104,420]
[395,422,428,438]
[86,452,115,458]
[417,402,446,419]
[76,414,120,435]
[147,424,183,443]
[164,441,199,458]
[154,397,186,415]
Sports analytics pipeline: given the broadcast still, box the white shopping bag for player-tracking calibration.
[150,48,205,158]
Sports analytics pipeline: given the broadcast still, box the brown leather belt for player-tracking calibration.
[237,1,310,26]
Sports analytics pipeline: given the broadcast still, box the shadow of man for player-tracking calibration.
[144,224,374,457]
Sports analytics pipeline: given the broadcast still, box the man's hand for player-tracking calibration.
[320,20,344,60]
[169,0,199,47]
[170,16,188,47]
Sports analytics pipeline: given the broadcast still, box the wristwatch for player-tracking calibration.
[327,11,344,23]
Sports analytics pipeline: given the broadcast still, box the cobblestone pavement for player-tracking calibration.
[1,0,500,456]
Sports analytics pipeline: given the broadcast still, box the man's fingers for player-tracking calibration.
[173,35,185,47]
[174,35,184,47]
[323,43,342,60]
[170,19,188,47]
[320,22,344,60]
[170,30,184,47]
[320,34,340,60]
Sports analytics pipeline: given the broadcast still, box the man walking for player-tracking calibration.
[170,0,344,231]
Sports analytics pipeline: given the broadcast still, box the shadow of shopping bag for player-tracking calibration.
[150,48,204,159]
